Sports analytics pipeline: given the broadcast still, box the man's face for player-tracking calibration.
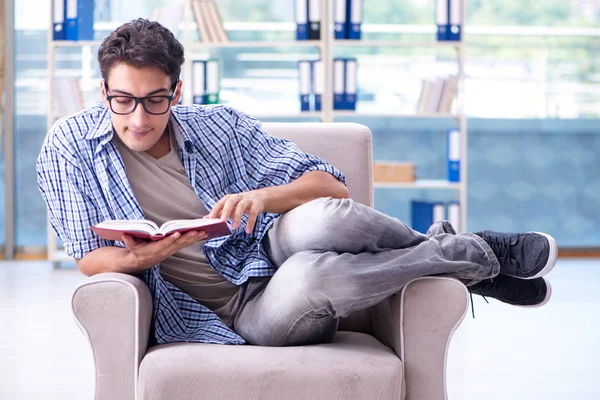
[101,63,181,156]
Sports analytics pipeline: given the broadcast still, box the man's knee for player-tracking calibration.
[280,197,356,237]
[270,251,332,309]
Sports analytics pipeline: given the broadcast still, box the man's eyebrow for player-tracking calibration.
[110,87,170,96]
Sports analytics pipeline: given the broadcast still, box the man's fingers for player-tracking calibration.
[245,203,262,234]
[220,196,239,223]
[121,234,136,248]
[208,197,226,219]
[232,200,250,229]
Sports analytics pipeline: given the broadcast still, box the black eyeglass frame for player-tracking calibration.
[104,81,178,116]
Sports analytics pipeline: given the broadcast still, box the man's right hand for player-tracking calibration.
[122,230,208,271]
[75,229,208,276]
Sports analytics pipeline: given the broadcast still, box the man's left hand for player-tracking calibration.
[207,191,265,234]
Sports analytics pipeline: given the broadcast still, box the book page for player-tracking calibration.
[94,219,159,234]
[159,218,223,234]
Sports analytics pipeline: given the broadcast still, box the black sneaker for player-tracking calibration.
[475,231,558,279]
[469,275,552,308]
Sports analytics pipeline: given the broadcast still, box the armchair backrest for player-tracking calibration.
[263,122,374,333]
[262,122,374,207]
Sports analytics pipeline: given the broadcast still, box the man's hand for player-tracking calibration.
[121,230,208,270]
[207,191,265,234]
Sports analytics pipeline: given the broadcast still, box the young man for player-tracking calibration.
[37,19,557,346]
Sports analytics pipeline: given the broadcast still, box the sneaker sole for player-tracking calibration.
[525,232,558,279]
[518,277,552,308]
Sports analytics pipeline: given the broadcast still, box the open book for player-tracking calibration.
[91,218,231,241]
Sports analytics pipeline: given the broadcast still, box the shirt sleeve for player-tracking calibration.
[37,140,111,260]
[232,110,347,189]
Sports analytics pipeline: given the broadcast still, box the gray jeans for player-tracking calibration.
[233,197,500,346]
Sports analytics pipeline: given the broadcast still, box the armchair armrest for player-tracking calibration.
[370,277,469,400]
[72,272,153,400]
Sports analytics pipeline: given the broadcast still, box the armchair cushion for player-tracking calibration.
[138,332,403,400]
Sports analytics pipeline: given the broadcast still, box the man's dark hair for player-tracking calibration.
[98,18,185,89]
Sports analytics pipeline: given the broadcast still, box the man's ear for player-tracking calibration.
[100,80,109,108]
[172,80,183,105]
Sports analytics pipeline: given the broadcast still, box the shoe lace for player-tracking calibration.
[468,278,498,318]
[486,235,512,267]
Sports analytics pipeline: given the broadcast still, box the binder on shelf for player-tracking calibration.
[65,0,94,41]
[333,58,345,110]
[334,0,347,40]
[65,0,77,40]
[312,60,323,111]
[447,128,461,182]
[308,0,321,40]
[53,0,65,40]
[298,60,311,112]
[345,58,358,110]
[447,201,461,233]
[204,59,220,104]
[449,0,462,41]
[295,0,309,40]
[76,0,94,41]
[435,0,449,41]
[347,0,363,40]
[411,200,446,234]
[192,60,206,105]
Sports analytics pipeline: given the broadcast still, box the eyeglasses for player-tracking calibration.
[104,83,176,115]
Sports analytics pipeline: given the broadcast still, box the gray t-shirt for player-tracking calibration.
[115,128,240,327]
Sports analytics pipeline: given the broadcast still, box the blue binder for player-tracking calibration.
[347,0,362,40]
[436,0,449,41]
[344,58,357,110]
[312,60,323,111]
[446,201,461,232]
[295,0,309,40]
[448,0,462,41]
[447,128,461,182]
[334,0,347,40]
[192,60,206,105]
[77,0,94,41]
[411,200,446,234]
[65,0,77,40]
[308,0,321,40]
[65,0,94,41]
[333,58,345,110]
[298,60,311,111]
[53,0,65,40]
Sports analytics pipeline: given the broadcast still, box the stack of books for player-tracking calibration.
[416,75,458,114]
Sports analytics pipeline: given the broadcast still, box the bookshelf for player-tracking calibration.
[45,0,467,263]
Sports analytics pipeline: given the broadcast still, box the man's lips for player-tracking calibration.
[129,128,151,137]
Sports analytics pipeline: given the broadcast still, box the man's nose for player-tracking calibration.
[130,101,150,124]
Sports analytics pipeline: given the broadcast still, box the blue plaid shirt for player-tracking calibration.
[37,104,345,345]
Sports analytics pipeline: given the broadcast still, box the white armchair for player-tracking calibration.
[72,122,469,400]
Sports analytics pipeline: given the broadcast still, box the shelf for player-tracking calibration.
[52,40,323,49]
[52,40,102,48]
[334,40,464,49]
[374,180,461,190]
[333,111,459,119]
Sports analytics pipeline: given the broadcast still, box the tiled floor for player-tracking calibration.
[0,259,598,399]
